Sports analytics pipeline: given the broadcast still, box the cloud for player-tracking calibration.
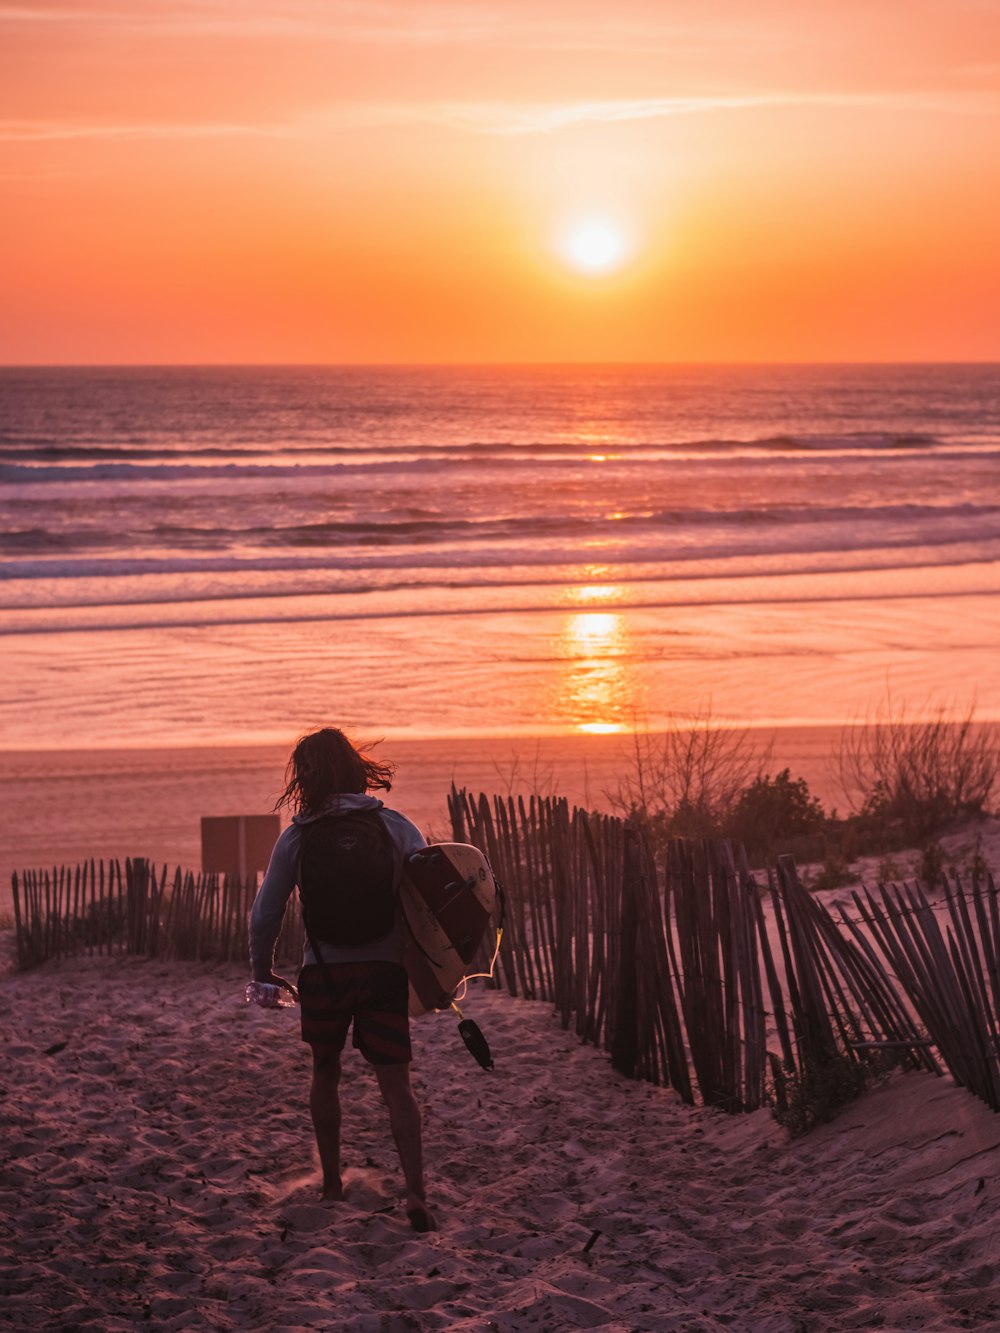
[0,2,790,53]
[336,89,1000,135]
[424,96,791,135]
[429,89,1000,133]
[0,119,284,142]
[0,2,542,43]
[2,87,998,146]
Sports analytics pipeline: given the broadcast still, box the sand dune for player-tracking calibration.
[2,957,999,1330]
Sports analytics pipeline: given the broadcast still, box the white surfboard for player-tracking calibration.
[399,842,499,1017]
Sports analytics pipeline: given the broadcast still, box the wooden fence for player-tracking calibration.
[10,790,1000,1118]
[10,858,303,970]
[449,788,1000,1116]
[839,874,1000,1110]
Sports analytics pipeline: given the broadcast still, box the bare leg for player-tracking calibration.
[309,1044,344,1201]
[374,1063,436,1231]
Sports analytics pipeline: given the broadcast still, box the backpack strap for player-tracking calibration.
[295,823,327,982]
[378,810,406,902]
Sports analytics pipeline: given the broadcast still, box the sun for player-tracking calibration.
[559,218,631,275]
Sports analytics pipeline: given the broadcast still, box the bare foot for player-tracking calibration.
[406,1203,437,1232]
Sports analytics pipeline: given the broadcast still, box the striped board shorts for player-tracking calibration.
[297,961,412,1065]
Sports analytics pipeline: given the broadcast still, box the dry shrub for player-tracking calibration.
[837,694,999,843]
[770,1050,891,1137]
[807,851,857,893]
[726,769,826,863]
[489,744,560,799]
[610,707,772,842]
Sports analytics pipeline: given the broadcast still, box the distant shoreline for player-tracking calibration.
[3,359,999,370]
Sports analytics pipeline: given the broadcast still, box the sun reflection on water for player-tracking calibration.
[555,606,638,735]
[575,583,621,604]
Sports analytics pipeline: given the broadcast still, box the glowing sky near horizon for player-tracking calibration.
[2,0,1000,363]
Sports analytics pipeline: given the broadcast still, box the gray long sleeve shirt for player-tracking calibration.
[248,793,426,976]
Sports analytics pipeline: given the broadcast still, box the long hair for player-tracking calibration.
[276,728,394,813]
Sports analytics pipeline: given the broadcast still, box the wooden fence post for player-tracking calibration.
[448,784,467,841]
[11,872,26,969]
[611,820,641,1079]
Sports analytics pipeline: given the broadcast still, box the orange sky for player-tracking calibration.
[2,0,1000,364]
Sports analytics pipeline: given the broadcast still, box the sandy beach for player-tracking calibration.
[2,956,999,1331]
[4,730,999,1330]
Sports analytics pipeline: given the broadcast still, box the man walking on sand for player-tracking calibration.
[248,727,436,1232]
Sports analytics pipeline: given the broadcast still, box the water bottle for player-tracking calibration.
[244,981,296,1008]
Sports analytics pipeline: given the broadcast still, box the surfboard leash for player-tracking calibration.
[450,864,505,998]
[447,867,505,1070]
[398,892,500,1070]
[450,920,504,1002]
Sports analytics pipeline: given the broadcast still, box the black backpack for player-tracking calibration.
[298,808,401,947]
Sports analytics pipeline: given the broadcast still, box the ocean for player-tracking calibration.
[2,363,999,750]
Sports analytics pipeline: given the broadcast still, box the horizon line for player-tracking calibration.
[2,358,999,371]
